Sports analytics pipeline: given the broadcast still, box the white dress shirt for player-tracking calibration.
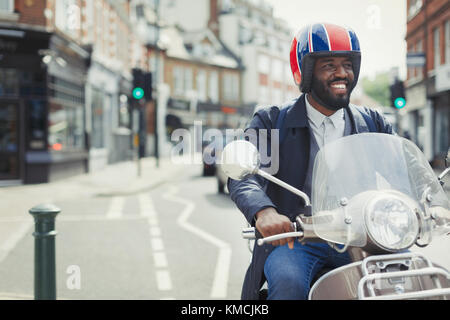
[305,94,346,149]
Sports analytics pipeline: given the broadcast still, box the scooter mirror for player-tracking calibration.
[220,140,260,180]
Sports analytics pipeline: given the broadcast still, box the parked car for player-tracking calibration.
[215,147,228,193]
[202,140,217,176]
[215,129,246,193]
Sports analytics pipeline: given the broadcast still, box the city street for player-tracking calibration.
[0,0,449,306]
[0,159,251,300]
[0,156,449,300]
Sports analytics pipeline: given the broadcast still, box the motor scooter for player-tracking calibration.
[221,133,450,300]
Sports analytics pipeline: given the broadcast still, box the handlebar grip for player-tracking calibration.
[242,221,298,241]
[242,227,262,240]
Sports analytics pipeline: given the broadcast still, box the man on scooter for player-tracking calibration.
[228,23,395,300]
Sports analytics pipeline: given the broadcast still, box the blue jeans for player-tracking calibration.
[264,241,352,300]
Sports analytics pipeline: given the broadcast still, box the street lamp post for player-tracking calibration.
[154,0,160,168]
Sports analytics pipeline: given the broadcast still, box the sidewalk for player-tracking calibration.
[0,155,188,210]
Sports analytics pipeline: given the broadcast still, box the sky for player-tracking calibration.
[266,0,407,80]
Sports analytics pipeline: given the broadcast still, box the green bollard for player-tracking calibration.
[29,204,60,300]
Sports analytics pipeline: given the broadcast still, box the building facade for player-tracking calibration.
[0,0,90,185]
[162,27,243,131]
[218,0,298,113]
[0,0,152,185]
[159,0,297,118]
[405,0,450,166]
[131,0,245,157]
[80,0,145,171]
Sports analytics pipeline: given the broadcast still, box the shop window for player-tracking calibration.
[91,87,104,149]
[48,76,85,151]
[0,69,46,98]
[48,102,84,151]
[435,106,449,154]
[0,68,19,96]
[118,95,130,129]
[0,102,17,153]
[28,99,47,150]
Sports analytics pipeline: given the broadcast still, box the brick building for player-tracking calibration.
[0,0,151,185]
[405,0,450,165]
[162,27,243,131]
[0,0,91,184]
[79,0,147,171]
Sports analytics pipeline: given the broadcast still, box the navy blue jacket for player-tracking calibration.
[228,94,394,300]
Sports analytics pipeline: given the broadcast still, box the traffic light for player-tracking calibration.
[132,68,145,101]
[132,69,153,101]
[390,80,406,109]
[144,72,152,101]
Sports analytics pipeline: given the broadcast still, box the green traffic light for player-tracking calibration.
[133,87,144,100]
[394,97,406,109]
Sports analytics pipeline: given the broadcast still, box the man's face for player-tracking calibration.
[311,56,355,109]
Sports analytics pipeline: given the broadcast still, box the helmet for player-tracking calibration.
[290,23,361,93]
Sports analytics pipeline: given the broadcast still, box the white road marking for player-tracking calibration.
[153,252,168,268]
[163,185,232,299]
[106,196,125,219]
[139,194,157,218]
[149,226,161,237]
[155,270,172,291]
[139,194,174,298]
[151,238,164,251]
[147,216,159,226]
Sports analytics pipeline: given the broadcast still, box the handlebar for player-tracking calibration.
[242,221,306,246]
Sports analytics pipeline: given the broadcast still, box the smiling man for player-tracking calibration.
[310,56,354,114]
[228,23,395,300]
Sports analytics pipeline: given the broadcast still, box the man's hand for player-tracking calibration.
[255,207,295,249]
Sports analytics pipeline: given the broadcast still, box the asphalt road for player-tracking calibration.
[0,164,251,300]
[0,162,448,300]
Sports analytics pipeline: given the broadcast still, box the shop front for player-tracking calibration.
[429,64,450,168]
[0,26,90,184]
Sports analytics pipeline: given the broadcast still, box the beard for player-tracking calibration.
[310,75,354,111]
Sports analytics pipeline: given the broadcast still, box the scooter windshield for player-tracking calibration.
[311,133,449,247]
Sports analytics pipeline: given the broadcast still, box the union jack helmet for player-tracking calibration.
[290,23,361,93]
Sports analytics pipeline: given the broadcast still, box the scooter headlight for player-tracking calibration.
[364,194,419,251]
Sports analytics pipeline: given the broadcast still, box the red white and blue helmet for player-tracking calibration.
[290,23,361,93]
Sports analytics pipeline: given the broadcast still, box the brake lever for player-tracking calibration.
[256,231,305,246]
[242,221,305,246]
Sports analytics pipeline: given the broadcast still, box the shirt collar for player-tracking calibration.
[305,94,344,128]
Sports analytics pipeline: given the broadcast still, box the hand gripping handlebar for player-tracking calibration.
[242,222,305,246]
